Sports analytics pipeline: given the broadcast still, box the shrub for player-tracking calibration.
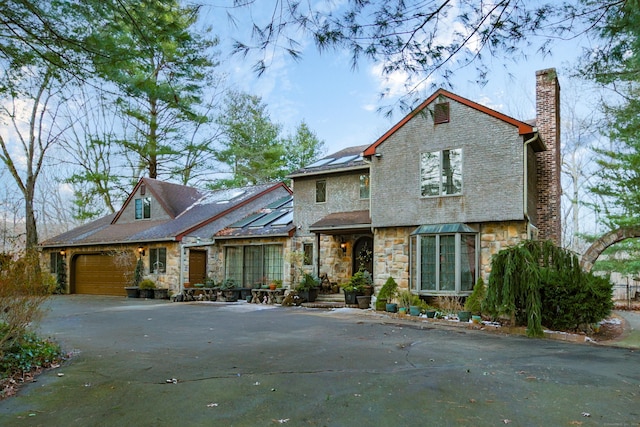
[0,328,63,378]
[376,277,398,310]
[296,273,320,291]
[139,279,156,290]
[0,250,52,364]
[539,269,613,331]
[465,277,486,314]
[484,240,614,337]
[397,289,421,311]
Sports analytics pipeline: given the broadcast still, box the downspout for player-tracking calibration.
[179,240,214,291]
[316,232,321,277]
[523,130,539,237]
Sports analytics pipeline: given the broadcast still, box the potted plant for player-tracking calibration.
[139,279,156,298]
[219,278,239,302]
[398,290,422,316]
[465,277,486,324]
[344,270,372,305]
[125,258,145,297]
[153,287,169,300]
[296,273,320,302]
[377,277,398,312]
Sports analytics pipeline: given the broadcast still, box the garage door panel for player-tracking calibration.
[74,254,135,296]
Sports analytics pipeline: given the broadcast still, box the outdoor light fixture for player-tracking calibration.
[340,239,347,255]
[59,249,66,258]
[137,246,145,257]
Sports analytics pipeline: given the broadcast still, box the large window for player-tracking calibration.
[150,248,166,273]
[315,180,326,203]
[359,173,370,199]
[135,198,151,219]
[225,244,283,287]
[410,227,477,294]
[420,148,462,196]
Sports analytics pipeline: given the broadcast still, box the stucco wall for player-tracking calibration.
[292,168,370,235]
[371,98,526,227]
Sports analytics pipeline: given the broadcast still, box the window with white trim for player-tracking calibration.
[135,198,151,219]
[420,148,462,196]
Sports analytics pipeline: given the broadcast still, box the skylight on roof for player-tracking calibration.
[306,158,335,168]
[327,154,360,165]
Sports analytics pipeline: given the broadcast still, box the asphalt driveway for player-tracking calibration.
[1,296,639,426]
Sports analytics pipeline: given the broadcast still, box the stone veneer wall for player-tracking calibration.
[372,222,529,292]
[478,221,529,280]
[372,227,411,291]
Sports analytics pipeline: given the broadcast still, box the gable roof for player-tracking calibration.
[41,181,293,248]
[287,144,370,178]
[362,89,537,157]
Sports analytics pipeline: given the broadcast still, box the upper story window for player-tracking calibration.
[359,173,370,199]
[315,180,326,203]
[420,148,462,197]
[135,197,151,220]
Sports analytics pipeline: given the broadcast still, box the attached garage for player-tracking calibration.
[72,253,135,296]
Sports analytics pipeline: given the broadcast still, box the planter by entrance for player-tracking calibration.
[344,290,358,305]
[409,305,421,316]
[124,287,139,298]
[356,295,371,309]
[139,289,154,299]
[298,288,319,303]
[426,310,436,318]
[153,288,169,300]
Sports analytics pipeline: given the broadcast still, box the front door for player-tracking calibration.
[189,250,207,285]
[352,236,373,275]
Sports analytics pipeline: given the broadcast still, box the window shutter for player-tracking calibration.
[434,102,450,124]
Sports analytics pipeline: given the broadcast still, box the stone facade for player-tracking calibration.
[372,227,411,290]
[477,221,529,279]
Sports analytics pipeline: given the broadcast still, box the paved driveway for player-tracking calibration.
[1,296,639,426]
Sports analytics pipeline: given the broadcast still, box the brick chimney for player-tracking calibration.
[535,68,561,245]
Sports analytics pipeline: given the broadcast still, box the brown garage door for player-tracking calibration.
[73,253,135,296]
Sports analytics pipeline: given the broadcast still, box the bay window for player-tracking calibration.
[410,224,477,294]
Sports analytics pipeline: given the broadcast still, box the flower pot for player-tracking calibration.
[139,288,154,299]
[356,295,371,309]
[363,285,374,296]
[398,307,407,315]
[385,303,398,313]
[246,295,253,303]
[426,310,436,318]
[472,315,482,324]
[269,283,277,290]
[458,311,471,322]
[409,305,421,316]
[223,290,239,302]
[344,289,358,305]
[298,288,318,303]
[124,287,139,298]
[153,288,168,300]
[240,288,252,300]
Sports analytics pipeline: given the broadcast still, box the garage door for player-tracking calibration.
[73,253,135,296]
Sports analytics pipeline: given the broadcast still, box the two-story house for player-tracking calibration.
[291,69,561,295]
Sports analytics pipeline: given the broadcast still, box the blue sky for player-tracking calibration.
[199,2,588,156]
